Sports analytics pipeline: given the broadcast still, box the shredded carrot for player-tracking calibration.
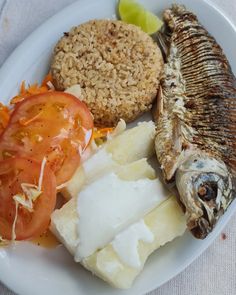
[92,127,114,139]
[20,81,26,94]
[0,73,54,135]
[10,73,54,105]
[0,103,10,135]
[42,73,53,87]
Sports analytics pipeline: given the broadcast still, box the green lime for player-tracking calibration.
[118,0,163,35]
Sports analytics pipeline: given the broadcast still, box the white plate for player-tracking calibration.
[0,0,236,295]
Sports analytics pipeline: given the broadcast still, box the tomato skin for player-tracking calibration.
[0,157,56,240]
[0,92,93,185]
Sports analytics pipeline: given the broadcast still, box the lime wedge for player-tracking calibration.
[118,0,163,35]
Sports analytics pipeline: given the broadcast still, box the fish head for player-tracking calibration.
[176,153,234,239]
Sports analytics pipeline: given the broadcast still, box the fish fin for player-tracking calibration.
[152,86,163,122]
[155,109,185,181]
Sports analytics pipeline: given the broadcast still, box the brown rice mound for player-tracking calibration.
[51,19,163,126]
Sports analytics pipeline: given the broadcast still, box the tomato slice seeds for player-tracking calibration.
[0,92,93,185]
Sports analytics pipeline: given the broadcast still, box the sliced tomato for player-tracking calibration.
[0,92,93,185]
[0,157,56,240]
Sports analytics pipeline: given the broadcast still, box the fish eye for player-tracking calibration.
[197,181,218,202]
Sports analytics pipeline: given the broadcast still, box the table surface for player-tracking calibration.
[0,0,236,294]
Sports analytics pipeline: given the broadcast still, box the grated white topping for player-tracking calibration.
[10,157,46,241]
[11,201,19,242]
[38,157,47,192]
[46,81,55,90]
[56,181,70,191]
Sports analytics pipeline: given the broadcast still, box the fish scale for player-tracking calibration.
[154,4,236,238]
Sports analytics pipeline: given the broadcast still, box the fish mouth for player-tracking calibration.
[186,176,224,239]
[185,174,234,239]
[189,181,223,239]
[190,216,213,239]
[176,154,235,239]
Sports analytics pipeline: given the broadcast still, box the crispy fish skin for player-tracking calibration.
[155,5,236,238]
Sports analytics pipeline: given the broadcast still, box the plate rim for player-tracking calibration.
[0,0,236,294]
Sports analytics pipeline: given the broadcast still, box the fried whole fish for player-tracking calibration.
[154,5,236,239]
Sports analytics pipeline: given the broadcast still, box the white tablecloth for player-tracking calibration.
[0,0,236,294]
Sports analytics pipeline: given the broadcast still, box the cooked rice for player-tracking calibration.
[51,20,163,126]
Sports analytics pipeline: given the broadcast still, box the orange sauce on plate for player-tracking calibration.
[0,230,60,248]
[31,230,61,248]
[0,241,8,247]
